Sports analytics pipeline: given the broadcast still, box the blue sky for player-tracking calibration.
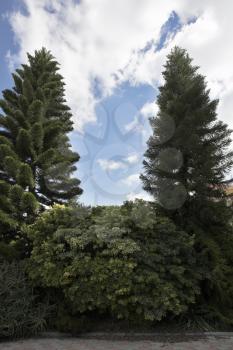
[71,83,156,205]
[0,1,16,91]
[1,0,233,205]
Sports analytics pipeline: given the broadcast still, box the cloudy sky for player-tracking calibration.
[1,0,233,205]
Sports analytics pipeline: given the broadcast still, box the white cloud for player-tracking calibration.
[174,2,233,131]
[7,0,233,140]
[97,159,125,171]
[122,173,140,186]
[125,118,140,133]
[124,102,157,135]
[7,0,188,130]
[121,1,233,133]
[140,102,158,119]
[124,113,145,134]
[124,105,154,148]
[97,153,140,172]
[124,154,140,164]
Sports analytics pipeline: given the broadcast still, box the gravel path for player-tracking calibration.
[1,335,233,350]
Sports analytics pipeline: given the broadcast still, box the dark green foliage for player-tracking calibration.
[141,47,233,225]
[192,224,233,325]
[0,48,82,250]
[121,200,202,320]
[0,181,18,238]
[17,164,35,189]
[0,259,49,339]
[27,202,201,322]
[20,192,39,213]
[141,47,233,324]
[16,129,33,159]
[51,303,95,334]
[0,242,19,261]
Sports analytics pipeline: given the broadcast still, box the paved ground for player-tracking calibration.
[1,335,233,350]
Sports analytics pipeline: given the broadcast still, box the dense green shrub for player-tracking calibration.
[27,202,201,322]
[191,223,233,326]
[0,259,49,339]
[121,200,202,320]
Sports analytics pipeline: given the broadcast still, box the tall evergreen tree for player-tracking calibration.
[141,47,233,322]
[0,48,82,247]
[141,47,233,228]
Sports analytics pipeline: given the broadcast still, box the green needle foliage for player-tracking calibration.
[0,49,82,250]
[141,47,233,226]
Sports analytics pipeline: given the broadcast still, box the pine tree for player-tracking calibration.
[141,47,233,229]
[0,48,82,248]
[141,47,233,322]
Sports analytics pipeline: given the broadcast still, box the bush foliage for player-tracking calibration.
[27,202,201,322]
[0,259,49,339]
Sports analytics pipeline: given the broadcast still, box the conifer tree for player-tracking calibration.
[141,47,233,321]
[0,48,82,247]
[141,47,233,229]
